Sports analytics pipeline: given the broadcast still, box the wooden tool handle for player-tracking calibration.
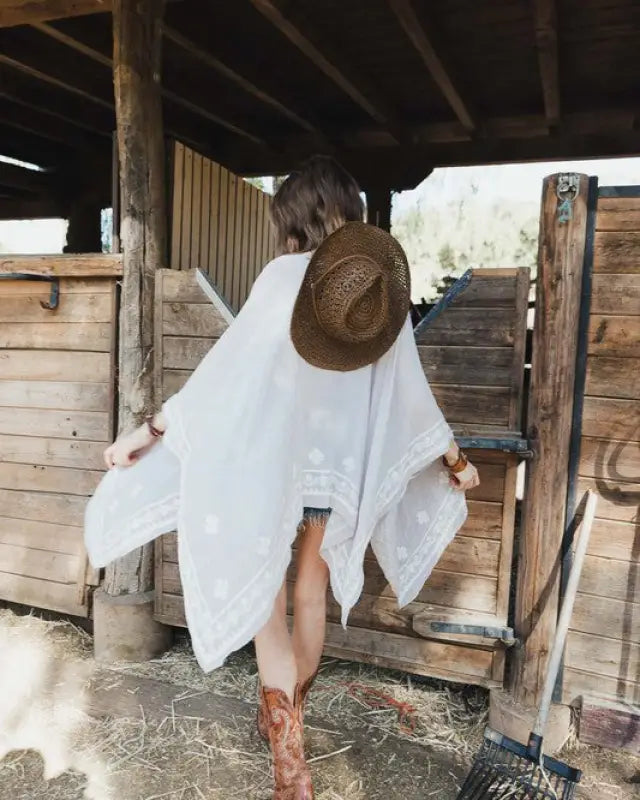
[533,489,598,738]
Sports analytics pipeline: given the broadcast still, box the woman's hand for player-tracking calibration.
[103,425,156,469]
[449,461,480,492]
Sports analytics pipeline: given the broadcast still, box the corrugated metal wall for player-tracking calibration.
[169,142,275,312]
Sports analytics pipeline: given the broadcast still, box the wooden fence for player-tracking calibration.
[169,142,275,312]
[0,255,121,617]
[565,190,640,724]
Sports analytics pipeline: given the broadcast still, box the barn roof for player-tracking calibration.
[1,0,640,213]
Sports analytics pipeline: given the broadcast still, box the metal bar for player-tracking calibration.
[455,436,532,456]
[598,184,640,198]
[553,174,599,702]
[429,621,517,646]
[412,268,472,338]
[0,272,59,309]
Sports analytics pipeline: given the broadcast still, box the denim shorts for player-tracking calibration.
[301,507,332,527]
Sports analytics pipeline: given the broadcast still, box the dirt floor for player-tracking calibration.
[0,609,638,800]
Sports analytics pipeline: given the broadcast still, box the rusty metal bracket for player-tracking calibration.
[557,173,580,223]
[428,621,518,647]
[0,272,59,309]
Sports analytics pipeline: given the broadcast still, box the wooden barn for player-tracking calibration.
[0,0,639,756]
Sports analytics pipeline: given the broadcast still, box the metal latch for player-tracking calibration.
[428,622,518,647]
[0,272,59,309]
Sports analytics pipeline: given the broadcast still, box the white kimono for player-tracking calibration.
[85,253,467,671]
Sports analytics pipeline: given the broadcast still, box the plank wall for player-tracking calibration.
[0,265,119,616]
[154,268,529,689]
[563,193,640,709]
[169,141,275,313]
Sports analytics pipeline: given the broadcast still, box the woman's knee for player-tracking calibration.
[293,565,329,610]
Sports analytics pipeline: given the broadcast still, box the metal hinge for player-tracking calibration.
[427,622,518,647]
[0,272,59,309]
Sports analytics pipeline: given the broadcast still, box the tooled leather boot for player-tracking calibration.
[257,671,317,741]
[262,683,314,799]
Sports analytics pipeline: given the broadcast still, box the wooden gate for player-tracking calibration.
[154,266,529,688]
[0,255,121,617]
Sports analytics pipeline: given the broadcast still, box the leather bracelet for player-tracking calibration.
[443,449,468,474]
[145,415,164,438]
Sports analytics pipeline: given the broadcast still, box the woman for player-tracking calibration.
[86,156,479,799]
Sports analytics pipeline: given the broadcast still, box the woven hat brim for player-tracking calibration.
[291,223,411,372]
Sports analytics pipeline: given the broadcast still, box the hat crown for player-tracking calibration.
[312,254,389,344]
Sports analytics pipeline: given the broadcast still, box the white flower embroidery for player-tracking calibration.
[255,536,270,556]
[438,470,450,486]
[213,579,229,599]
[397,546,408,562]
[205,514,220,536]
[308,448,325,465]
[416,510,430,525]
[342,457,356,474]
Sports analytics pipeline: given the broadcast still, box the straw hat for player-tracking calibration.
[291,221,411,371]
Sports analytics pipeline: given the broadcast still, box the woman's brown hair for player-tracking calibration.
[270,155,364,254]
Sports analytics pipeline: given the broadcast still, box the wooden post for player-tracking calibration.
[105,0,166,597]
[366,187,392,231]
[512,173,589,707]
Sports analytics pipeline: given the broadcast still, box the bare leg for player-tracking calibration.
[292,520,330,683]
[254,582,297,700]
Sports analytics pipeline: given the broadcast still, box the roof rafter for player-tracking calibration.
[532,0,560,125]
[250,0,405,144]
[30,22,268,146]
[0,0,111,29]
[388,0,475,132]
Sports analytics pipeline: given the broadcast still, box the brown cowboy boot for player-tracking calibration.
[262,684,314,799]
[257,671,317,741]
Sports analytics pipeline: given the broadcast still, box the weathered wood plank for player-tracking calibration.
[580,555,640,603]
[588,315,640,358]
[162,336,214,369]
[0,571,86,616]
[0,254,122,277]
[586,356,640,400]
[579,700,640,754]
[0,322,112,351]
[323,622,495,684]
[180,144,193,270]
[215,166,229,295]
[0,462,102,495]
[0,407,109,440]
[0,489,86,527]
[0,350,111,382]
[587,519,640,563]
[593,231,640,274]
[0,293,112,323]
[419,346,513,387]
[577,479,640,525]
[563,667,640,707]
[582,397,640,442]
[224,173,237,305]
[208,162,221,282]
[567,630,640,684]
[199,156,211,273]
[415,308,516,347]
[0,434,105,470]
[0,278,113,295]
[162,369,190,399]
[597,197,640,232]
[432,385,511,426]
[572,592,639,643]
[0,515,83,555]
[465,462,506,503]
[449,273,519,307]
[0,542,81,584]
[0,380,109,412]
[0,0,112,28]
[579,437,640,482]
[591,274,640,316]
[190,152,202,270]
[161,269,209,303]
[162,302,228,337]
[170,141,184,269]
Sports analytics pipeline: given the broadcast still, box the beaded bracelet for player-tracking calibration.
[443,449,468,474]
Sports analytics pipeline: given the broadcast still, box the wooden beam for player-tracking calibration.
[388,0,475,132]
[0,195,65,218]
[106,0,166,596]
[162,25,318,135]
[0,160,49,192]
[250,0,405,143]
[0,122,73,168]
[0,253,123,275]
[32,21,267,146]
[579,700,640,755]
[0,0,111,28]
[1,96,107,149]
[512,174,590,708]
[532,0,560,125]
